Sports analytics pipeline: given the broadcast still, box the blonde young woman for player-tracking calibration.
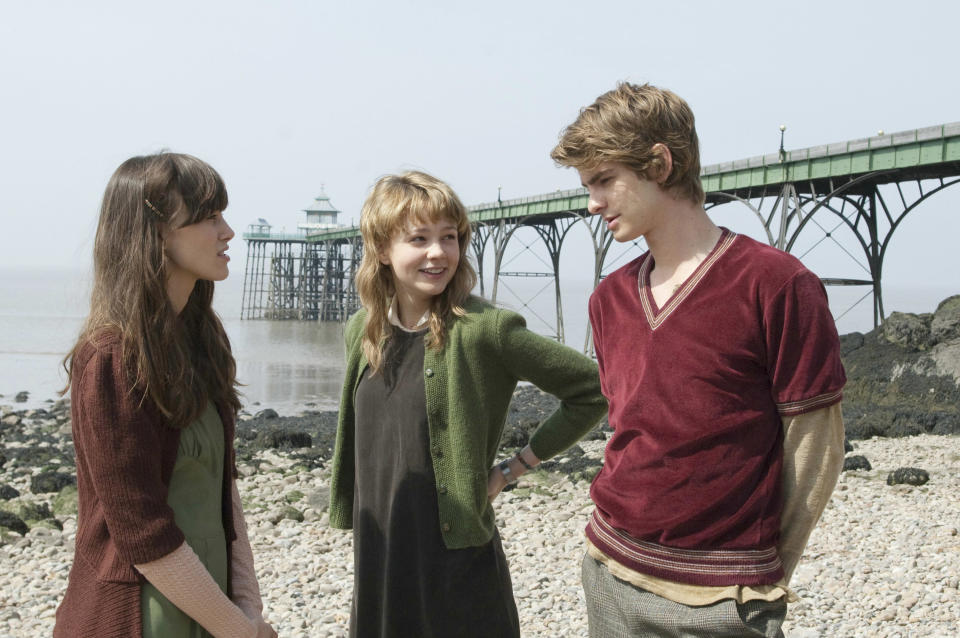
[54,153,276,638]
[329,171,607,637]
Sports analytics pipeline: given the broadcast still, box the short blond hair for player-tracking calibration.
[356,171,477,372]
[551,82,704,205]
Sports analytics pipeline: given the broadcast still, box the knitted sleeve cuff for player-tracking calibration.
[230,481,264,619]
[134,542,257,638]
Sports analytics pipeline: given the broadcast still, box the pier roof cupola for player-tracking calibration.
[298,188,342,232]
[246,217,272,237]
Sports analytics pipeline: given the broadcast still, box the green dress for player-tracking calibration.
[141,402,229,638]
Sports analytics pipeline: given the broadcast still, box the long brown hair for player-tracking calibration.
[356,171,477,372]
[64,152,240,427]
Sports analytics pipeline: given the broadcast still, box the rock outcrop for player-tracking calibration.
[841,295,960,439]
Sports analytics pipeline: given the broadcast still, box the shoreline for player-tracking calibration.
[2,396,959,636]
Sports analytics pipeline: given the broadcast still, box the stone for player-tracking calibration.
[0,484,19,500]
[844,438,854,453]
[0,510,28,536]
[259,429,312,449]
[271,506,304,523]
[30,518,63,532]
[52,485,78,517]
[14,391,29,403]
[930,295,960,344]
[304,488,330,512]
[882,312,933,351]
[839,331,865,355]
[30,472,76,494]
[886,467,930,486]
[254,408,279,420]
[18,501,53,522]
[843,455,872,471]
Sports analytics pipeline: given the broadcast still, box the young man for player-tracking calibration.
[551,83,846,637]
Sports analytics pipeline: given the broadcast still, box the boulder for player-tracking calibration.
[499,386,608,448]
[18,501,53,522]
[258,429,312,449]
[0,484,20,500]
[304,487,330,512]
[0,510,28,536]
[930,295,960,344]
[843,455,872,471]
[886,467,930,486]
[841,303,960,439]
[14,391,29,403]
[882,312,932,351]
[52,485,78,517]
[839,332,865,356]
[30,471,76,494]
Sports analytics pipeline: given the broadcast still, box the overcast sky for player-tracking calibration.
[2,0,957,300]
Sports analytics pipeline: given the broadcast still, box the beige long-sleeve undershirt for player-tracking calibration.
[133,481,267,637]
[587,402,845,606]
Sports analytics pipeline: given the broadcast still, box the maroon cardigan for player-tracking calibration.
[53,334,237,638]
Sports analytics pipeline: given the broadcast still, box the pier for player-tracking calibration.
[242,122,960,350]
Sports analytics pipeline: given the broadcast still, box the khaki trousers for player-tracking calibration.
[582,552,787,638]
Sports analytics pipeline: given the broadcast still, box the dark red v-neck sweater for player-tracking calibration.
[586,230,845,586]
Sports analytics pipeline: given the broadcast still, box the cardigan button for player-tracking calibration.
[438,484,447,494]
[433,446,443,458]
[442,522,451,532]
[425,368,434,377]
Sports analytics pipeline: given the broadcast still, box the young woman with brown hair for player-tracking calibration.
[54,152,276,638]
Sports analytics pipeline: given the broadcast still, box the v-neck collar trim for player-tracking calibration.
[637,228,737,330]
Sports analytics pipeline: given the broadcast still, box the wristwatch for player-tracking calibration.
[499,460,518,486]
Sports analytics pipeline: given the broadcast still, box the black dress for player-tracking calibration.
[351,327,520,638]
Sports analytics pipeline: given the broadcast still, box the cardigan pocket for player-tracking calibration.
[75,528,141,584]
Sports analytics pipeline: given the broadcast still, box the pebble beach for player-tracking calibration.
[1,401,958,637]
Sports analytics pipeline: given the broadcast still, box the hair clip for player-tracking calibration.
[144,198,166,219]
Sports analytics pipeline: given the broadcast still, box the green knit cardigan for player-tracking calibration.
[329,297,607,549]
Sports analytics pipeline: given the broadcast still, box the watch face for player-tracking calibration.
[500,461,517,484]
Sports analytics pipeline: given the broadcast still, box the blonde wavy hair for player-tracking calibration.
[356,171,477,372]
[551,82,705,205]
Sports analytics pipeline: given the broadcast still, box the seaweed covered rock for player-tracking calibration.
[882,312,933,351]
[30,471,76,494]
[886,467,930,486]
[236,410,337,457]
[18,501,52,522]
[843,455,872,472]
[0,510,28,536]
[930,295,960,343]
[52,484,79,517]
[498,385,609,449]
[258,429,312,449]
[841,297,960,440]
